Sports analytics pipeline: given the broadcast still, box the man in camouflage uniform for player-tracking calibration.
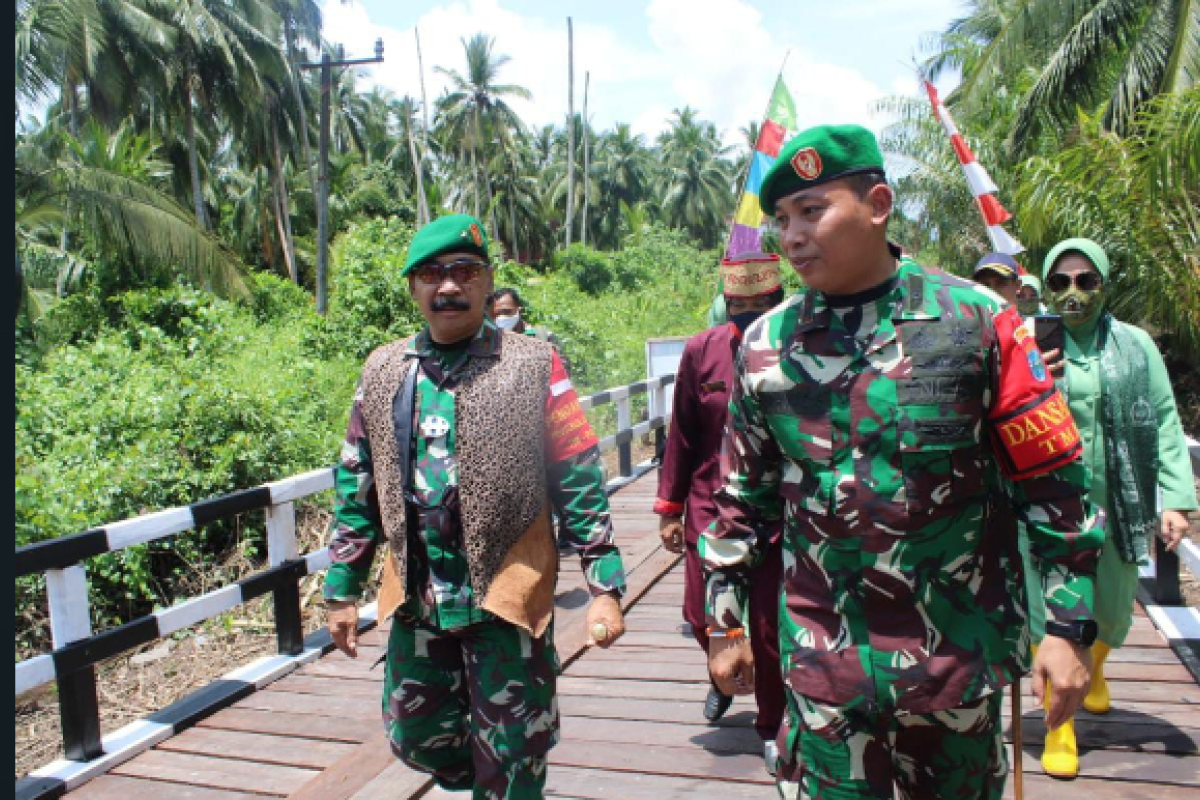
[700,125,1104,799]
[324,214,626,799]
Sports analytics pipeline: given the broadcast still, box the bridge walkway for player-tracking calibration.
[62,471,1200,799]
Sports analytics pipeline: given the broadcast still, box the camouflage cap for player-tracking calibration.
[402,214,490,276]
[758,124,885,214]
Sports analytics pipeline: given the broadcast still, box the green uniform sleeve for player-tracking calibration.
[323,382,382,601]
[698,343,781,631]
[548,448,627,597]
[1139,330,1199,511]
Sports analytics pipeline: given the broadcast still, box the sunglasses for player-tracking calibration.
[1046,272,1103,292]
[412,258,490,286]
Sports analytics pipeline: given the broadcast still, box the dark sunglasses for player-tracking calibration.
[412,258,490,286]
[1046,272,1103,292]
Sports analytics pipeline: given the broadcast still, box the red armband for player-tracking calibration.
[988,307,1082,479]
[545,352,599,461]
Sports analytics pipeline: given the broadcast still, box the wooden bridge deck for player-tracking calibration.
[61,471,1200,799]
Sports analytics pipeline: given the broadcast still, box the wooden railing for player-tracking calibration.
[14,374,674,794]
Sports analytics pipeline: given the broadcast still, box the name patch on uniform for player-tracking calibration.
[994,393,1080,475]
[700,380,727,393]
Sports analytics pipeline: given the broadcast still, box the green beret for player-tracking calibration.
[759,124,885,214]
[402,214,490,276]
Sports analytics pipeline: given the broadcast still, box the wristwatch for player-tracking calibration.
[1044,619,1098,647]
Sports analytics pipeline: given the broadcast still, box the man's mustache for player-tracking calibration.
[432,296,471,311]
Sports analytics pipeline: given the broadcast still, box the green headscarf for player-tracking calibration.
[1042,237,1108,335]
[1017,274,1043,317]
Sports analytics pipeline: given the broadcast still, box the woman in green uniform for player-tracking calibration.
[1030,237,1197,778]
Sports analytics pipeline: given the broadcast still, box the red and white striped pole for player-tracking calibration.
[924,80,1025,259]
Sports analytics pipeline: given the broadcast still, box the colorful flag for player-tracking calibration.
[924,80,1025,259]
[726,76,798,259]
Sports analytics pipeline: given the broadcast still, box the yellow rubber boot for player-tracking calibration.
[1082,642,1111,714]
[1040,683,1079,778]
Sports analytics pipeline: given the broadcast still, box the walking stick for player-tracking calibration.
[1012,685,1024,800]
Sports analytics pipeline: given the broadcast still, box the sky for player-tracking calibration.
[319,0,967,147]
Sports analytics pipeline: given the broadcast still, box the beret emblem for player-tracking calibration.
[467,223,483,247]
[792,147,822,181]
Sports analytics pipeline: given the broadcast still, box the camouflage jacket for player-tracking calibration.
[700,256,1102,713]
[324,320,625,630]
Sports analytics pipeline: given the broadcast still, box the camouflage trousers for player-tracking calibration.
[776,690,1006,800]
[382,617,560,799]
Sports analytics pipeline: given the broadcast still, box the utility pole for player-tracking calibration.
[565,17,575,249]
[300,39,384,315]
[581,70,590,248]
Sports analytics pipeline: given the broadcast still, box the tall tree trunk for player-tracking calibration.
[182,77,210,230]
[415,27,431,133]
[405,110,429,225]
[508,171,519,260]
[61,80,80,254]
[271,127,299,284]
[475,107,499,236]
[284,19,318,200]
[582,71,590,248]
[470,143,481,218]
[565,17,575,248]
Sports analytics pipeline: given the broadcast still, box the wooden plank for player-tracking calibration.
[565,657,709,683]
[266,674,381,698]
[1005,776,1200,799]
[1005,701,1200,730]
[1016,680,1200,706]
[559,715,762,754]
[549,739,772,786]
[235,688,376,719]
[67,775,264,800]
[544,764,769,800]
[197,707,376,743]
[291,741,427,800]
[111,750,317,797]
[559,694,752,728]
[341,759,438,800]
[1009,716,1200,755]
[558,676,711,703]
[1016,747,1200,788]
[578,644,710,665]
[157,728,355,770]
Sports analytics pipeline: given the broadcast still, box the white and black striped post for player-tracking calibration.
[46,565,103,761]
[265,501,304,655]
[616,392,633,477]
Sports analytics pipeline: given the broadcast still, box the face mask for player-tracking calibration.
[1017,297,1041,317]
[494,312,520,331]
[730,310,763,333]
[1047,286,1104,328]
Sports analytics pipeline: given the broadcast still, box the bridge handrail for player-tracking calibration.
[13,374,675,767]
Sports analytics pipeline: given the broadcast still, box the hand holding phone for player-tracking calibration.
[1033,314,1064,355]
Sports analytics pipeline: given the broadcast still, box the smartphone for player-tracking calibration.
[1033,314,1064,355]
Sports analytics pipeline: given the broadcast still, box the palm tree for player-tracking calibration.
[161,0,285,228]
[1014,89,1200,357]
[435,33,531,234]
[590,124,652,249]
[16,119,247,297]
[657,108,737,248]
[925,0,1200,151]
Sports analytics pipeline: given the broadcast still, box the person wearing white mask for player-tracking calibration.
[488,288,571,373]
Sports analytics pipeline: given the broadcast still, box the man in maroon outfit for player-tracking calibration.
[654,254,787,775]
